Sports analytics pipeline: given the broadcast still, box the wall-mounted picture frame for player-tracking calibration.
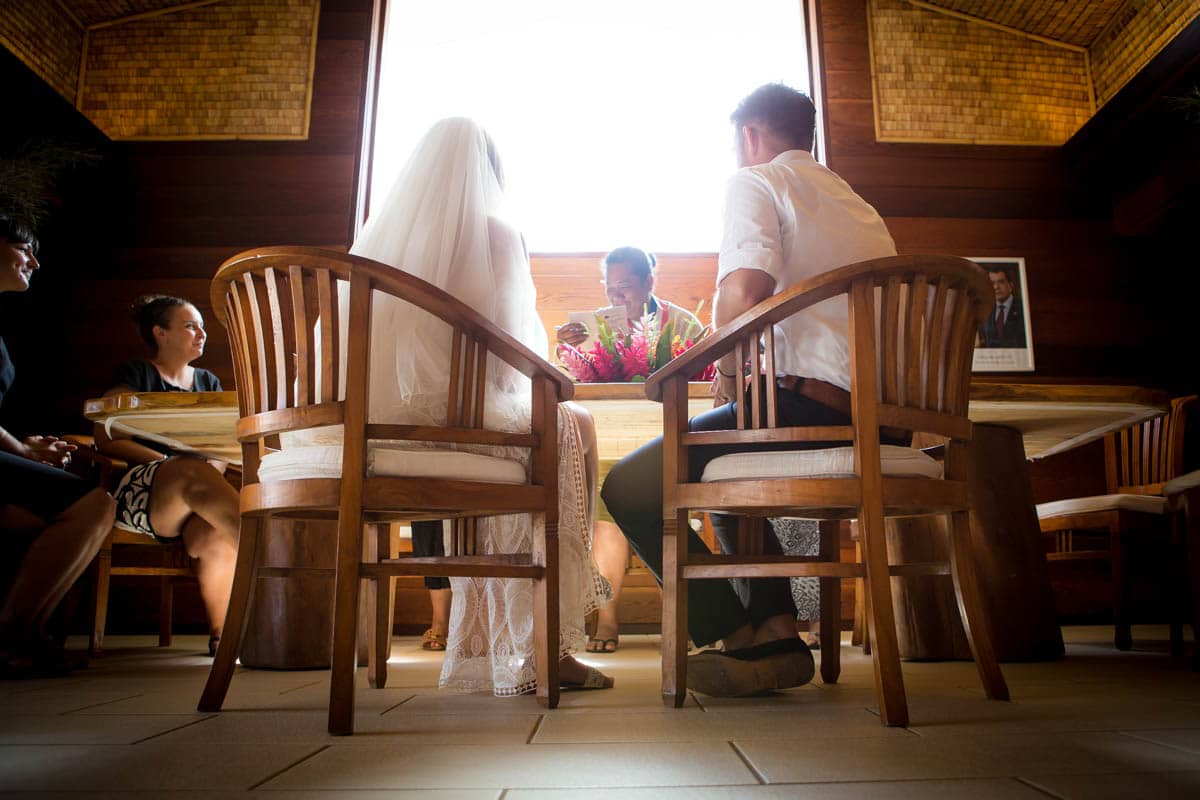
[970,257,1035,372]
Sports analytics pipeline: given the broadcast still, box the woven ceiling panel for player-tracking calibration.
[923,0,1126,47]
[70,1,205,28]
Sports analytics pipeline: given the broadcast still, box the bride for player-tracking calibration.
[349,117,612,694]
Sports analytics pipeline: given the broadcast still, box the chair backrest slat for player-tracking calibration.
[473,343,488,428]
[924,278,950,413]
[763,325,778,428]
[750,330,764,429]
[880,275,901,405]
[941,289,975,417]
[288,264,313,407]
[735,338,747,430]
[314,268,339,404]
[263,266,295,410]
[904,274,929,409]
[460,337,477,429]
[1105,395,1196,493]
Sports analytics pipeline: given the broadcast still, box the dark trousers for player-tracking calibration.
[600,385,858,647]
[410,520,449,590]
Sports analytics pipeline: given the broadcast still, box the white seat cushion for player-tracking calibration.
[1036,494,1167,518]
[1164,470,1200,497]
[700,445,943,483]
[257,444,527,485]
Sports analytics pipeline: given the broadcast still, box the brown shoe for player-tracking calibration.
[687,638,814,697]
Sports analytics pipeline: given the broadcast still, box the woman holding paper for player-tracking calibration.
[556,247,701,347]
[555,247,702,652]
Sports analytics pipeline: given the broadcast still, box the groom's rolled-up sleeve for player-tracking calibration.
[717,171,782,285]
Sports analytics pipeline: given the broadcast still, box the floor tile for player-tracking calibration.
[0,742,320,791]
[735,731,1200,783]
[534,706,904,743]
[149,709,540,744]
[262,742,756,790]
[1021,770,1200,799]
[505,778,1050,799]
[0,713,208,745]
[1121,728,1200,755]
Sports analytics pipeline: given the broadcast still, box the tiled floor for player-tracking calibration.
[1,626,1198,798]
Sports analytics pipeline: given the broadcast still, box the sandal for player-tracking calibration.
[420,629,447,651]
[585,636,619,653]
[561,665,614,690]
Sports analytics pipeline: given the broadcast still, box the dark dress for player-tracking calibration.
[109,360,222,540]
[0,337,94,521]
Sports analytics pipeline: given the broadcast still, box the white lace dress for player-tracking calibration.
[264,119,608,697]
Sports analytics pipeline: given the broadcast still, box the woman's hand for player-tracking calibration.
[21,435,76,468]
[555,322,588,347]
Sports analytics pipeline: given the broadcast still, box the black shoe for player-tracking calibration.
[687,637,815,697]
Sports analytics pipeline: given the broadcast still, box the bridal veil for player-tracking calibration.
[349,117,605,695]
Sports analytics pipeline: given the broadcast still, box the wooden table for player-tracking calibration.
[86,383,1169,663]
[85,391,333,670]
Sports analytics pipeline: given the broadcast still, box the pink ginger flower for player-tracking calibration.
[617,336,651,380]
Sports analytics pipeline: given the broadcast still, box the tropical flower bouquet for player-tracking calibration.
[556,305,715,383]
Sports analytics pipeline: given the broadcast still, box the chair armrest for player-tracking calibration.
[645,254,985,402]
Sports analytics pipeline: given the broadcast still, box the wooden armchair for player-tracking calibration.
[1164,470,1200,667]
[199,246,572,735]
[1038,395,1196,650]
[646,254,1008,726]
[64,435,196,655]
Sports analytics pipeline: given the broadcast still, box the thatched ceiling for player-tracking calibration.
[921,0,1128,47]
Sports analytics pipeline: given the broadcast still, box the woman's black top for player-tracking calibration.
[0,335,93,520]
[111,360,222,393]
[0,337,15,407]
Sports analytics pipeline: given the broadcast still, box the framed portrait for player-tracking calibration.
[970,257,1035,372]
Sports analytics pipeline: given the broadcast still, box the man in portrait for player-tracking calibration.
[979,263,1027,348]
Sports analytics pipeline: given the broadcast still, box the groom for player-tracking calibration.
[601,83,897,696]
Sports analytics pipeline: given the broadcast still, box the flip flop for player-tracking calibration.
[585,636,619,653]
[420,629,447,651]
[561,665,614,690]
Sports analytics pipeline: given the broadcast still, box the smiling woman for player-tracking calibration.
[0,215,115,678]
[366,0,811,253]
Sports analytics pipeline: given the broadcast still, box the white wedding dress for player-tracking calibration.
[268,118,606,696]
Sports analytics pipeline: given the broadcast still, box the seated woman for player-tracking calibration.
[558,247,703,654]
[1,216,115,677]
[556,246,702,346]
[267,118,612,693]
[95,295,239,655]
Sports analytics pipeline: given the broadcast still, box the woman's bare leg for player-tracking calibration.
[147,458,239,638]
[177,514,237,638]
[0,488,114,642]
[429,588,451,638]
[588,520,627,652]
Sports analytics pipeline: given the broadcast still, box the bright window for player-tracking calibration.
[369,0,810,253]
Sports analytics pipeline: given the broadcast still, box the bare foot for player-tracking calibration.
[586,606,620,653]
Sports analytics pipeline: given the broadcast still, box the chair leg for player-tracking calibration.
[1110,526,1132,651]
[1186,497,1200,670]
[852,538,870,655]
[199,517,261,712]
[859,507,907,726]
[1170,513,1185,659]
[661,511,689,707]
[158,576,174,647]
[90,543,113,656]
[819,520,841,684]
[329,506,367,735]
[947,510,1010,701]
[366,524,393,690]
[534,514,561,709]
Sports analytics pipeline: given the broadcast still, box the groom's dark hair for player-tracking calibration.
[731,83,816,152]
